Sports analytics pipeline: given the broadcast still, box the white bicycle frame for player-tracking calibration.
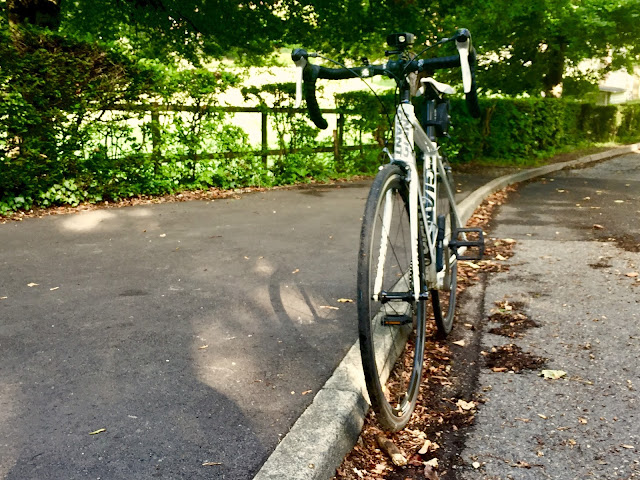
[373,100,461,302]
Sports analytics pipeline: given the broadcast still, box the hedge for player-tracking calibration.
[335,91,640,165]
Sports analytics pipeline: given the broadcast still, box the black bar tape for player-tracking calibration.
[303,65,328,130]
[465,48,481,118]
[418,55,460,72]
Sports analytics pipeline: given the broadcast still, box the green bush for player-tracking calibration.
[616,104,640,142]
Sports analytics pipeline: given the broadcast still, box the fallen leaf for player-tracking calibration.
[292,268,300,274]
[452,340,466,347]
[89,428,106,435]
[301,390,312,395]
[418,439,433,455]
[456,399,476,411]
[492,367,508,372]
[202,462,222,466]
[27,283,39,287]
[319,305,339,310]
[463,261,480,269]
[495,254,507,261]
[159,233,166,237]
[540,369,567,380]
[579,417,588,424]
[49,287,59,291]
[377,434,407,466]
[425,458,439,468]
[593,224,604,230]
[622,445,635,450]
[625,272,638,278]
[337,298,354,303]
[538,414,548,419]
[614,200,625,203]
[0,297,7,300]
[472,461,481,469]
[514,461,531,468]
[198,345,209,350]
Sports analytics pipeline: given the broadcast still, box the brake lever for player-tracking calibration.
[292,49,319,108]
[292,55,307,108]
[455,32,472,94]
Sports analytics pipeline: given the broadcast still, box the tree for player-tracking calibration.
[3,0,638,95]
[60,0,288,64]
[7,0,61,29]
[451,0,640,96]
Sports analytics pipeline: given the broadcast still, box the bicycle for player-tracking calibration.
[292,29,485,431]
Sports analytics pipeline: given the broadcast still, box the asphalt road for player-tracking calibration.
[458,154,640,479]
[2,153,638,480]
[0,182,377,479]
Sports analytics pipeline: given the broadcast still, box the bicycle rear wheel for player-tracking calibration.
[358,164,427,432]
[432,161,458,336]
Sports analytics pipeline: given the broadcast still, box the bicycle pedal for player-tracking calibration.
[450,227,485,261]
[382,314,412,326]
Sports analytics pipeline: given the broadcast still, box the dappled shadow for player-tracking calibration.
[0,184,366,479]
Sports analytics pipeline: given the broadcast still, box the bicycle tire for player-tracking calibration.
[357,164,427,432]
[432,161,458,336]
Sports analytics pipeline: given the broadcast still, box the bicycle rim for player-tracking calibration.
[357,164,427,432]
[432,163,458,336]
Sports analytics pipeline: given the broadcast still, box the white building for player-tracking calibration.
[598,67,640,105]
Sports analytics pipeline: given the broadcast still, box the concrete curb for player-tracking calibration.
[252,143,640,480]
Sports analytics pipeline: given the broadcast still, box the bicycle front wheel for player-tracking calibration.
[357,164,427,432]
[432,161,458,336]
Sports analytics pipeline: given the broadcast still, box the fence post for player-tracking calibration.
[261,111,268,166]
[150,102,161,161]
[334,112,345,164]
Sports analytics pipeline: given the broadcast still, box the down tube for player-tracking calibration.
[394,103,421,302]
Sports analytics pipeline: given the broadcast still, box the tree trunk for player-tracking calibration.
[542,38,567,97]
[7,0,62,30]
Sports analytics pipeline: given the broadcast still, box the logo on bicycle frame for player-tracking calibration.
[394,105,414,164]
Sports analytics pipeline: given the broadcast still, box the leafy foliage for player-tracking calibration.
[0,26,157,212]
[444,97,637,163]
[452,0,640,95]
[333,90,640,165]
